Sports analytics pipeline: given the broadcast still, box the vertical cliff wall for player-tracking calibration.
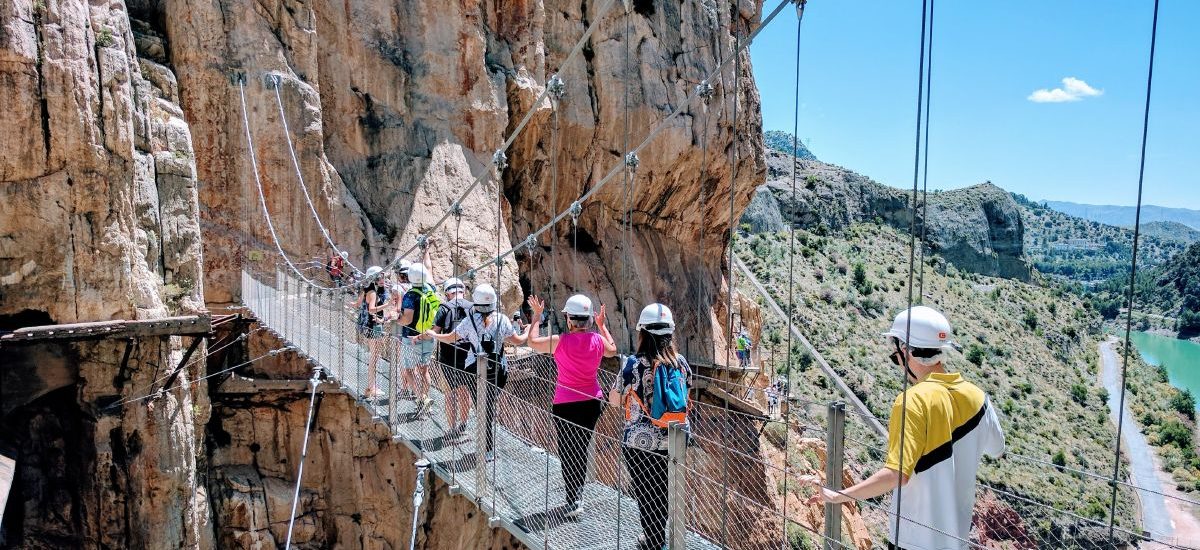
[158,0,765,357]
[0,0,209,546]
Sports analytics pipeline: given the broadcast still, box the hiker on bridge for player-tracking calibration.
[804,306,1005,550]
[326,250,347,286]
[526,293,618,521]
[353,265,389,399]
[395,260,439,414]
[735,327,752,369]
[426,283,528,460]
[611,303,692,550]
[432,277,473,438]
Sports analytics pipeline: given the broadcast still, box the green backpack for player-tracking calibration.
[410,284,442,332]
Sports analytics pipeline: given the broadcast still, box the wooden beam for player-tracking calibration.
[215,374,339,395]
[0,315,211,344]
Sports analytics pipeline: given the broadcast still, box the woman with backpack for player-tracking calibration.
[610,303,691,550]
[352,265,388,398]
[526,293,617,520]
[426,283,528,460]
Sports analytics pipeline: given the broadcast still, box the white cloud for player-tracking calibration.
[1028,77,1103,103]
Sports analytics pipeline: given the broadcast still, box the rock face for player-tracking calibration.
[207,353,523,549]
[744,150,1031,280]
[156,0,765,358]
[2,0,770,546]
[0,0,208,547]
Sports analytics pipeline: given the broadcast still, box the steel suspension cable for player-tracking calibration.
[622,2,636,350]
[894,0,931,542]
[238,80,336,290]
[1107,0,1160,539]
[719,24,744,549]
[284,366,322,549]
[271,76,364,277]
[368,0,621,285]
[446,0,793,284]
[917,0,935,298]
[780,2,807,543]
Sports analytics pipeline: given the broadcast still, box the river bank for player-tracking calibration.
[1099,338,1200,546]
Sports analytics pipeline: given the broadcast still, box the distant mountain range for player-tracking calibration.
[1044,201,1200,230]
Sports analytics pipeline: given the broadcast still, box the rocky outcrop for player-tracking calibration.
[744,150,1031,280]
[207,368,522,549]
[0,0,208,547]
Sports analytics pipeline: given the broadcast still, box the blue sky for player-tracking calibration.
[750,0,1200,209]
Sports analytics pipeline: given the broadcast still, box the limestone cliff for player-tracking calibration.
[0,0,208,546]
[744,149,1032,281]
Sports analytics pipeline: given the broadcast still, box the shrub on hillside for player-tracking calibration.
[1022,310,1039,331]
[1159,420,1193,449]
[966,344,986,366]
[1070,383,1089,405]
[1170,389,1196,420]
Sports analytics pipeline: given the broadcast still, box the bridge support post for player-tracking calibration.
[823,401,846,550]
[667,421,687,550]
[475,355,490,501]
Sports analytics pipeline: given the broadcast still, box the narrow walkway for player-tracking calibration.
[241,269,720,549]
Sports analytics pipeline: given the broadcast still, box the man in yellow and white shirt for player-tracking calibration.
[807,306,1005,550]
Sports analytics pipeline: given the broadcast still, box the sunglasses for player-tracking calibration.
[888,339,906,366]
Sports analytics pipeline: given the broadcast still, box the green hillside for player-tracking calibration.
[1015,194,1188,284]
[1089,242,1200,337]
[735,222,1193,540]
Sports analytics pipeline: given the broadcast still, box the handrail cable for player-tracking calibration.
[271,76,364,276]
[1108,0,1160,538]
[444,0,794,284]
[367,0,621,285]
[238,79,337,290]
[283,365,322,549]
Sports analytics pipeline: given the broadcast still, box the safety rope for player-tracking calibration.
[271,75,364,277]
[1108,0,1160,538]
[364,0,621,287]
[894,0,931,541]
[780,2,806,543]
[284,365,322,549]
[237,79,336,290]
[916,0,935,298]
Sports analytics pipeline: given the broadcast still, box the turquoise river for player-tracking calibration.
[1130,331,1200,409]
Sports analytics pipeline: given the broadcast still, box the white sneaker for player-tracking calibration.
[564,501,582,521]
[485,450,495,462]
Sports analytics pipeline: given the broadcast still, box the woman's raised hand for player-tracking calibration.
[595,303,607,326]
[528,295,545,317]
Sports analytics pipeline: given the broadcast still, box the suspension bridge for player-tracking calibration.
[211,0,1199,546]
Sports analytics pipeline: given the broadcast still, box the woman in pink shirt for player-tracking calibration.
[527,294,617,520]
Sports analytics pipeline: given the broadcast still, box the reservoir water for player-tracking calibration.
[1130,331,1200,409]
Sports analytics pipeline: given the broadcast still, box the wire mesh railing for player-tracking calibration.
[241,266,1199,549]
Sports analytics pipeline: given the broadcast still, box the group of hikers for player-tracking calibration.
[329,245,1004,550]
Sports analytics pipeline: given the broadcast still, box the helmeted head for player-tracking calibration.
[339,251,348,259]
[637,303,675,335]
[407,263,428,285]
[365,265,383,278]
[562,294,594,330]
[883,306,953,375]
[472,284,498,315]
[443,277,466,297]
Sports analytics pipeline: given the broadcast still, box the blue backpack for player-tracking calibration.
[624,356,689,429]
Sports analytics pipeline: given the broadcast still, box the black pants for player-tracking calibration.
[552,399,603,503]
[624,446,669,548]
[467,360,508,451]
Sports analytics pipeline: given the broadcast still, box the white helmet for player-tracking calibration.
[365,265,383,278]
[883,306,953,349]
[443,277,465,294]
[398,259,412,274]
[563,294,594,317]
[407,263,428,285]
[339,251,348,259]
[637,303,675,335]
[472,284,498,313]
